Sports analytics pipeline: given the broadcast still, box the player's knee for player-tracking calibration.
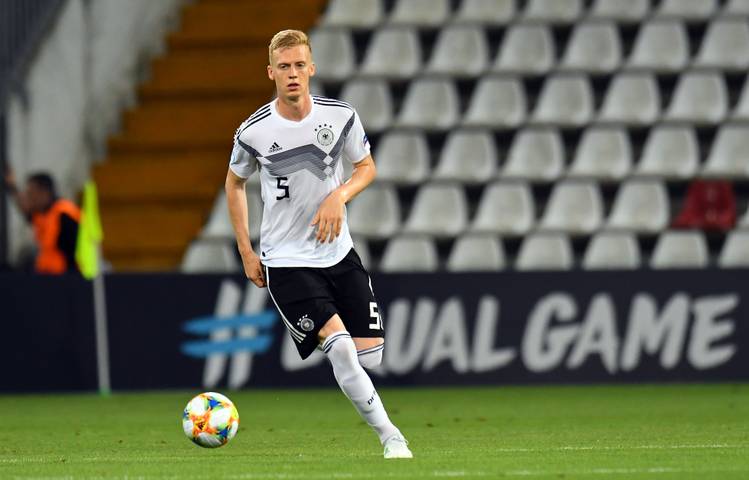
[358,345,384,369]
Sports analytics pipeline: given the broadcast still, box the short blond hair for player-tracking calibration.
[268,29,311,65]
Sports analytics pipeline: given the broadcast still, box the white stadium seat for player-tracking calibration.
[635,126,699,179]
[607,180,670,233]
[380,236,439,272]
[516,233,574,271]
[202,189,262,241]
[396,78,460,130]
[598,72,660,125]
[389,0,450,26]
[181,241,239,273]
[582,232,641,270]
[308,29,355,82]
[702,124,749,178]
[347,184,401,239]
[694,19,749,71]
[724,0,749,15]
[471,181,535,236]
[427,25,489,77]
[627,20,689,73]
[374,131,431,184]
[322,0,384,28]
[502,128,564,181]
[360,27,421,79]
[718,230,749,268]
[340,79,393,133]
[403,183,469,237]
[538,180,604,235]
[664,72,728,124]
[462,76,527,128]
[523,0,582,24]
[740,206,749,228]
[656,0,717,20]
[559,21,622,73]
[567,127,632,181]
[454,0,516,25]
[433,130,498,183]
[733,76,749,120]
[531,74,594,127]
[447,234,506,272]
[351,235,373,270]
[650,231,709,269]
[589,0,650,22]
[492,24,555,74]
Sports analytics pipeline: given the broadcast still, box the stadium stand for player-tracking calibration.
[181,0,749,273]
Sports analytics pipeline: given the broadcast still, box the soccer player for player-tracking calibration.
[224,29,412,459]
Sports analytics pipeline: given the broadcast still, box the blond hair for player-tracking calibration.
[268,29,311,65]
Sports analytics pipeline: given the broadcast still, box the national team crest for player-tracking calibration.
[315,124,335,146]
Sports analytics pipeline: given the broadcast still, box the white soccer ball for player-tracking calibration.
[182,392,240,448]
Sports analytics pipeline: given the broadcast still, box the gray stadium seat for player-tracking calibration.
[181,241,239,273]
[740,206,749,228]
[598,72,660,125]
[516,233,574,271]
[702,124,749,178]
[471,181,535,236]
[694,19,749,71]
[589,0,650,22]
[322,0,384,28]
[403,183,469,237]
[559,21,622,73]
[582,232,641,270]
[627,20,689,73]
[374,131,431,184]
[664,72,728,124]
[308,29,355,82]
[347,184,401,239]
[351,235,373,270]
[202,189,262,241]
[454,0,516,25]
[340,79,393,133]
[656,0,717,20]
[718,230,749,268]
[360,27,421,79]
[502,128,564,181]
[733,76,749,120]
[389,0,450,26]
[538,180,604,235]
[446,234,506,272]
[492,24,555,74]
[531,74,594,127]
[635,126,699,179]
[567,127,632,180]
[724,0,749,15]
[426,25,489,77]
[607,180,669,233]
[523,0,582,24]
[433,130,498,183]
[380,236,439,272]
[462,76,527,128]
[650,231,709,269]
[396,78,460,130]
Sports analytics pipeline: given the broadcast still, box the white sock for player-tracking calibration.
[323,332,400,444]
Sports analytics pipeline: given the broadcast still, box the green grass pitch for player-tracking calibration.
[1,384,748,479]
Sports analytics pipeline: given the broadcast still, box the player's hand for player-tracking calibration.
[240,251,266,288]
[311,191,345,243]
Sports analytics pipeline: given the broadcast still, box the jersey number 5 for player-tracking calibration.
[369,302,382,330]
[276,177,290,200]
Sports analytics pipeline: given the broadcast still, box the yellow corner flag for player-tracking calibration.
[75,180,104,280]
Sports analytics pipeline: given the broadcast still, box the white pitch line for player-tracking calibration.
[492,443,746,453]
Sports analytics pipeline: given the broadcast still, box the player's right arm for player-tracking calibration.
[225,168,265,288]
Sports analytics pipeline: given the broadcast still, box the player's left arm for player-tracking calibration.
[312,154,376,243]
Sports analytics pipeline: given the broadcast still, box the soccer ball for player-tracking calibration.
[182,392,240,448]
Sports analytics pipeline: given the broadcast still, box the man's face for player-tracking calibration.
[25,181,51,213]
[267,45,315,102]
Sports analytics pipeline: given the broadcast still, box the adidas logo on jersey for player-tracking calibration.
[268,142,283,153]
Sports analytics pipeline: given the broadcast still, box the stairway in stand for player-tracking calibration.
[95,0,326,270]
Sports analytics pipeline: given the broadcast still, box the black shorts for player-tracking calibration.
[264,248,384,359]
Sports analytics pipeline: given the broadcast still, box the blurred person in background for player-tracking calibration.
[4,170,80,275]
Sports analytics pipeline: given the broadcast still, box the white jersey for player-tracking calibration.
[229,95,371,268]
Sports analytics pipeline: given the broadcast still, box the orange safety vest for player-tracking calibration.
[31,198,82,274]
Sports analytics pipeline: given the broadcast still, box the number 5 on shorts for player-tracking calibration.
[369,302,382,330]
